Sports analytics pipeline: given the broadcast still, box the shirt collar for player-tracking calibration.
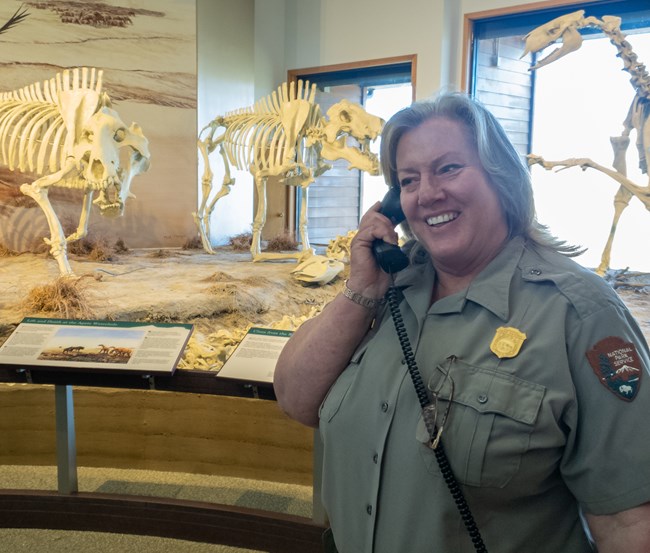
[392,255,434,322]
[393,236,526,321]
[465,236,525,320]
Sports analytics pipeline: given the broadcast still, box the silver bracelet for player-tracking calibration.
[342,279,387,309]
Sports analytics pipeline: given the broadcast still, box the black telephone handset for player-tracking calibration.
[373,187,409,273]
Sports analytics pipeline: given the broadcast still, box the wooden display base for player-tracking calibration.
[0,369,312,484]
[0,366,324,549]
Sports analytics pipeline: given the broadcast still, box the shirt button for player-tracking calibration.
[529,268,542,276]
[477,394,488,404]
[366,504,373,515]
[381,402,389,412]
[373,453,379,464]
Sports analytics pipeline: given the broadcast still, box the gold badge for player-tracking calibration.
[490,327,527,359]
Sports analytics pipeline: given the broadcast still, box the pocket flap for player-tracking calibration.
[450,362,544,425]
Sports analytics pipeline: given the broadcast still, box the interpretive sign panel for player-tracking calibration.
[217,327,293,384]
[0,318,193,375]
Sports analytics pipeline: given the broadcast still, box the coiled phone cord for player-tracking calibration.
[386,285,488,553]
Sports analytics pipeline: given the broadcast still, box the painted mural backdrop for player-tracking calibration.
[0,0,196,252]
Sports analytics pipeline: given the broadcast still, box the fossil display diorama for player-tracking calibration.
[0,69,372,491]
[3,9,650,384]
[0,1,326,489]
[0,71,381,371]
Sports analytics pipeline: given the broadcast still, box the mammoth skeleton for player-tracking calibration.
[196,80,384,261]
[0,67,150,275]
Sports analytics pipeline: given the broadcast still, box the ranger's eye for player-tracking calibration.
[114,128,126,143]
[399,177,415,189]
[440,163,462,174]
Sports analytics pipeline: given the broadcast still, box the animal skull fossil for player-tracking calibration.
[319,99,383,175]
[72,105,150,218]
[521,10,596,70]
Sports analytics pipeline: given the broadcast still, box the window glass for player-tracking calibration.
[531,30,650,271]
[471,3,650,271]
[290,65,413,247]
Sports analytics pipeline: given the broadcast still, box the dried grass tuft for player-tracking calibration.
[148,249,174,258]
[265,231,298,252]
[202,271,233,283]
[66,237,94,256]
[183,235,203,250]
[65,237,112,262]
[114,238,129,253]
[22,277,94,319]
[0,244,18,257]
[88,241,112,262]
[229,232,252,251]
[61,218,117,262]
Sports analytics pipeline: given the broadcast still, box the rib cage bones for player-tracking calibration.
[0,67,103,180]
[219,79,320,178]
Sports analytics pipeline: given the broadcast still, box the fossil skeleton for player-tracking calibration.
[524,10,650,274]
[0,67,151,275]
[196,80,384,261]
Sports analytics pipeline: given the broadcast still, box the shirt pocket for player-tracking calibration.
[417,360,545,488]
[318,340,370,423]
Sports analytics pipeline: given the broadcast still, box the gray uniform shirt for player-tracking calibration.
[319,237,650,553]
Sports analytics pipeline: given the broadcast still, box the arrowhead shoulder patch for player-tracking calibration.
[586,336,642,401]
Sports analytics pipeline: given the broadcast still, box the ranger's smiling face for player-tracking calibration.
[397,117,508,277]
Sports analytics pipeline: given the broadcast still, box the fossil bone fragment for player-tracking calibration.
[0,67,151,275]
[196,80,384,261]
[290,254,344,285]
[524,11,650,274]
[178,305,325,371]
[326,230,357,262]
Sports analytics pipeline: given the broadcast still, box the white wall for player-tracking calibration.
[197,0,256,245]
[284,0,322,72]
[254,0,288,99]
[311,0,444,99]
[462,0,543,13]
[291,0,547,97]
